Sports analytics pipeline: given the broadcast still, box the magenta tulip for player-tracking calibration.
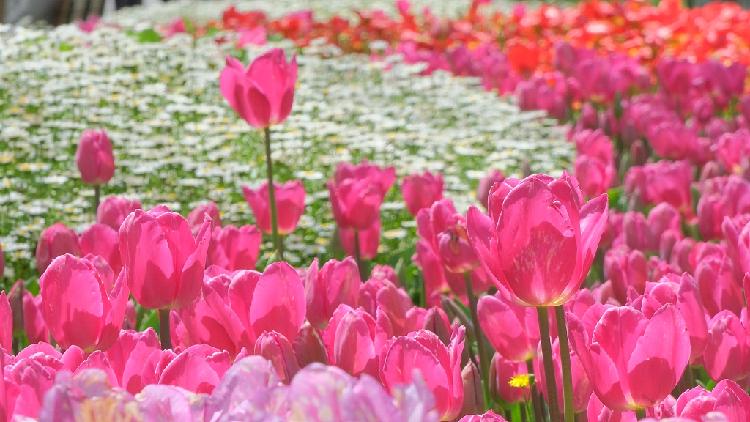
[254,330,300,383]
[106,329,163,394]
[322,304,384,377]
[339,217,381,260]
[79,223,121,274]
[158,344,231,394]
[604,246,648,304]
[305,257,361,328]
[380,328,465,420]
[328,161,396,230]
[476,169,505,209]
[624,161,693,212]
[703,310,750,382]
[39,254,129,351]
[459,411,509,422]
[478,288,539,362]
[22,290,48,344]
[0,292,10,352]
[242,180,305,235]
[76,129,115,186]
[118,206,211,310]
[402,171,444,216]
[569,305,690,411]
[187,202,222,232]
[675,379,750,420]
[467,173,608,306]
[35,222,80,274]
[96,196,141,230]
[249,262,306,341]
[219,49,297,128]
[207,224,261,271]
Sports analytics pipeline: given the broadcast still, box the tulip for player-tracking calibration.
[604,246,648,304]
[105,329,163,394]
[39,254,129,351]
[569,305,690,411]
[477,289,539,362]
[207,224,261,271]
[328,161,396,231]
[402,171,444,216]
[458,411,509,422]
[418,306,453,346]
[305,258,361,328]
[254,330,300,383]
[158,344,231,394]
[187,202,222,232]
[703,310,750,382]
[339,217,381,261]
[624,161,693,213]
[575,154,614,197]
[322,304,384,377]
[79,223,121,274]
[250,262,306,342]
[460,362,484,417]
[35,222,80,274]
[490,353,530,404]
[694,251,744,317]
[476,169,505,209]
[380,328,465,420]
[96,196,141,230]
[533,337,592,413]
[76,129,115,214]
[674,379,750,420]
[292,323,328,367]
[22,290,48,344]
[586,394,637,422]
[219,49,297,128]
[0,292,10,352]
[242,180,305,235]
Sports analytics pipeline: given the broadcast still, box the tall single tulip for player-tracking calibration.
[242,180,305,235]
[402,171,444,216]
[39,254,129,351]
[305,257,361,328]
[35,222,80,274]
[76,129,115,214]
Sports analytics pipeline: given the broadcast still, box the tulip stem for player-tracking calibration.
[527,359,544,422]
[158,309,171,350]
[353,229,366,279]
[636,408,646,419]
[464,273,491,410]
[93,185,100,218]
[555,306,575,422]
[263,127,284,260]
[537,306,560,422]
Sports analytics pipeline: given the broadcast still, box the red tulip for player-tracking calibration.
[478,288,539,362]
[118,206,211,310]
[467,173,608,306]
[569,305,690,411]
[380,328,465,420]
[402,171,444,216]
[39,254,129,351]
[96,196,141,230]
[75,129,114,186]
[35,222,80,274]
[219,49,297,128]
[305,257,361,328]
[207,225,261,271]
[79,223,121,274]
[242,180,305,235]
[476,169,505,209]
[328,162,395,230]
[187,202,221,232]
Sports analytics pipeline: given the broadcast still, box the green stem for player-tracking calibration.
[555,306,575,422]
[353,229,365,280]
[93,184,101,218]
[464,273,491,410]
[527,359,544,422]
[263,127,283,260]
[537,306,560,422]
[636,408,646,419]
[158,309,171,350]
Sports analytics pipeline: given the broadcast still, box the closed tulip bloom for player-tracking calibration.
[219,49,297,128]
[467,173,608,306]
[105,329,163,394]
[35,222,81,274]
[207,225,261,271]
[118,206,211,310]
[242,180,305,235]
[575,154,614,197]
[569,305,690,411]
[158,344,231,394]
[703,310,750,382]
[254,330,300,383]
[76,129,115,186]
[22,290,48,344]
[675,379,750,420]
[187,202,222,232]
[79,223,121,274]
[293,323,328,367]
[250,262,306,341]
[477,289,539,362]
[305,258,361,328]
[322,304,384,377]
[460,362,484,417]
[380,328,465,420]
[39,254,129,351]
[624,161,693,212]
[490,353,530,404]
[402,171,444,216]
[604,246,648,304]
[476,169,505,209]
[574,130,613,165]
[694,251,744,317]
[96,196,141,230]
[328,161,396,230]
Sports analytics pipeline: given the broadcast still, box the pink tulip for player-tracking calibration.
[219,49,297,128]
[604,246,648,303]
[79,223,121,274]
[96,196,141,230]
[369,264,400,285]
[328,161,396,230]
[533,337,592,413]
[158,344,231,394]
[187,202,222,232]
[490,353,530,404]
[0,292,10,352]
[76,129,115,185]
[477,289,539,362]
[207,225,261,271]
[703,310,750,382]
[459,411,509,422]
[250,262,306,341]
[476,169,505,209]
[380,328,465,420]
[322,304,385,377]
[694,250,744,317]
[118,206,211,309]
[22,291,48,344]
[39,254,128,351]
[575,154,614,197]
[358,277,413,336]
[106,329,163,394]
[305,257,361,328]
[35,222,80,274]
[237,27,268,48]
[467,173,608,306]
[624,161,693,212]
[586,394,637,422]
[254,330,300,383]
[292,323,328,367]
[402,171,444,216]
[339,218,381,260]
[569,305,690,411]
[674,379,750,420]
[242,180,305,235]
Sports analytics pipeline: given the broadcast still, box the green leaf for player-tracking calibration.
[58,42,74,52]
[135,29,163,43]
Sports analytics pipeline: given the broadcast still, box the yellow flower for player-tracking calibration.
[509,373,531,389]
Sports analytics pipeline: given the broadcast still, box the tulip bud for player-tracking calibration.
[322,305,380,377]
[460,362,484,417]
[422,307,452,345]
[328,161,395,230]
[254,331,300,383]
[292,323,328,367]
[35,223,80,274]
[402,171,444,216]
[76,129,115,186]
